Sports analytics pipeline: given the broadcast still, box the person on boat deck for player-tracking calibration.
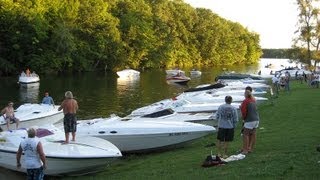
[240,90,260,154]
[42,91,55,106]
[1,101,20,130]
[26,68,31,76]
[17,128,46,180]
[58,91,78,144]
[216,96,238,158]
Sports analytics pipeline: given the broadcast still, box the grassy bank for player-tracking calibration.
[62,81,320,180]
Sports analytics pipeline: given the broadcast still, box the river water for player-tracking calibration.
[0,58,296,179]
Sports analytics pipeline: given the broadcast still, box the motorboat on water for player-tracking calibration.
[219,81,271,91]
[190,69,202,76]
[129,98,241,117]
[215,73,264,82]
[184,85,267,97]
[176,92,268,104]
[0,104,63,130]
[18,72,40,84]
[166,75,191,85]
[126,108,217,127]
[0,126,122,175]
[74,116,215,153]
[116,69,140,78]
[165,69,185,76]
[206,88,267,97]
[184,83,225,93]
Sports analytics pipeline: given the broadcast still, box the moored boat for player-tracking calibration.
[18,72,40,84]
[0,104,63,130]
[75,117,215,153]
[166,74,191,85]
[0,126,122,175]
[116,69,140,78]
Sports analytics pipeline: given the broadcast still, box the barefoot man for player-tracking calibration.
[58,91,78,144]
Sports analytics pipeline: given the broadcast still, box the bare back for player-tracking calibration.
[60,99,78,114]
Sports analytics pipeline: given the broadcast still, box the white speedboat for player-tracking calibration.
[215,73,264,82]
[18,72,40,84]
[166,75,191,85]
[177,92,268,104]
[190,69,202,76]
[129,98,240,117]
[165,69,185,76]
[116,69,140,78]
[75,117,215,153]
[220,81,271,91]
[126,108,217,127]
[206,88,267,97]
[0,126,122,175]
[0,104,63,129]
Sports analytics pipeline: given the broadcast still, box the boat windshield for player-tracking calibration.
[142,109,174,118]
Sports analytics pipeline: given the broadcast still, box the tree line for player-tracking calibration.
[0,0,262,76]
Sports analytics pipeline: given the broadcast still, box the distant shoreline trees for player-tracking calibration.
[0,0,262,76]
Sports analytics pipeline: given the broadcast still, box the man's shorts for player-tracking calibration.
[5,116,18,123]
[217,128,234,142]
[63,113,77,133]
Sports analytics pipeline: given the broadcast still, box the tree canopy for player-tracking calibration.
[0,0,262,75]
[294,0,320,66]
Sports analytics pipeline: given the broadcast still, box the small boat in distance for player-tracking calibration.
[0,126,122,175]
[116,69,140,78]
[190,69,202,76]
[18,71,40,84]
[166,70,191,85]
[165,69,185,76]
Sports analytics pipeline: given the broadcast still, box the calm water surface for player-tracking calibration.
[0,58,294,179]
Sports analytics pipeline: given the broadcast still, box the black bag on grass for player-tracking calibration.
[201,155,226,167]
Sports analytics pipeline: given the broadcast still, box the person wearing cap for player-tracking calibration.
[1,102,20,130]
[17,128,46,179]
[215,95,239,158]
[41,91,55,106]
[58,91,79,144]
[240,90,260,154]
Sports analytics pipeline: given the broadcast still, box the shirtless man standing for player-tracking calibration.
[58,91,79,144]
[1,102,20,130]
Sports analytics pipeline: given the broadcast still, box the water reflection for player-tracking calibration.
[116,76,140,94]
[166,80,189,88]
[19,82,40,103]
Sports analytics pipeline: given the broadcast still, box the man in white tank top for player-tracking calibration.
[16,128,46,179]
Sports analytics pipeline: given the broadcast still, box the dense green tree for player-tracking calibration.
[295,0,320,66]
[0,0,262,75]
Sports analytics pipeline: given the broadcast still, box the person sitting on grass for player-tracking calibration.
[215,96,238,158]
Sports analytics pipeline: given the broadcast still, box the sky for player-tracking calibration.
[184,0,299,49]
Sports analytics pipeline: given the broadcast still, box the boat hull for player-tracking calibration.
[0,150,118,176]
[90,131,213,153]
[76,119,215,153]
[18,76,40,84]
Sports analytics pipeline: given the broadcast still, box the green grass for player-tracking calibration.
[61,81,320,180]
